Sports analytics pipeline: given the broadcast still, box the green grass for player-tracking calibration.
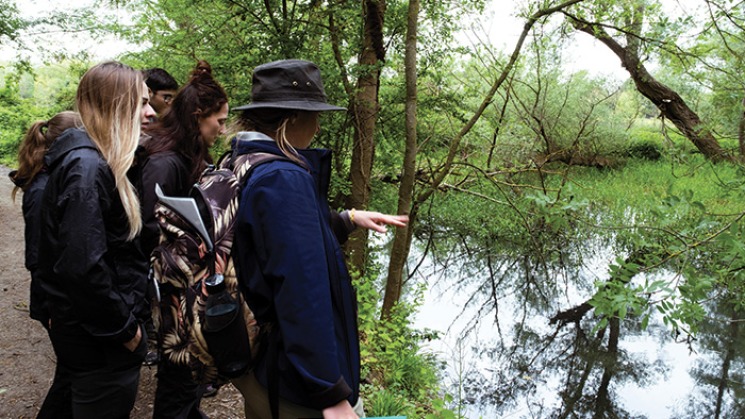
[566,155,745,216]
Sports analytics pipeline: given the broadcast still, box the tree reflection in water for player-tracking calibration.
[675,299,744,419]
[412,232,745,418]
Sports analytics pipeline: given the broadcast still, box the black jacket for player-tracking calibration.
[37,128,148,344]
[9,169,50,324]
[137,149,193,256]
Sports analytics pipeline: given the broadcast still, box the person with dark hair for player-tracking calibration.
[9,111,81,418]
[143,67,179,115]
[139,60,228,254]
[138,59,228,419]
[229,59,408,419]
[35,61,149,419]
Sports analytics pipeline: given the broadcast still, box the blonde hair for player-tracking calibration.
[75,61,143,240]
[275,118,303,165]
[236,108,304,165]
[11,111,81,201]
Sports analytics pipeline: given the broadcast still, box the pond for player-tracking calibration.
[408,234,745,418]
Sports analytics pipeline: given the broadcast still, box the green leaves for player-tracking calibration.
[0,0,26,42]
[589,265,647,329]
[524,186,589,238]
[353,272,457,417]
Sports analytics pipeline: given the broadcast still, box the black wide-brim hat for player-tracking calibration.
[233,59,346,112]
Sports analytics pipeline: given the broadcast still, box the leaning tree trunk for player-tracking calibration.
[346,0,386,275]
[415,0,585,208]
[569,16,730,162]
[381,0,584,316]
[381,0,419,320]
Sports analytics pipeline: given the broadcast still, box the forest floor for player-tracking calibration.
[0,165,245,418]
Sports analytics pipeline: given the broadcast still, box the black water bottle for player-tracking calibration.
[202,274,251,378]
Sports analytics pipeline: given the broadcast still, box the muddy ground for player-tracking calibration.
[0,165,245,418]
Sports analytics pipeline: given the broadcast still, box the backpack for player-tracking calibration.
[150,150,281,384]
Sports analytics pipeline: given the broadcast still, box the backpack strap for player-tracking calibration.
[226,151,288,419]
[226,131,311,176]
[214,149,232,169]
[224,152,283,192]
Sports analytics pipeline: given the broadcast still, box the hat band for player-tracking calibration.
[253,91,328,103]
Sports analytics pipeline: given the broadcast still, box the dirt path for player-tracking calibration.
[0,166,244,418]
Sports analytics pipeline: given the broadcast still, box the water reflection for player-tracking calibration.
[675,299,745,418]
[410,234,744,418]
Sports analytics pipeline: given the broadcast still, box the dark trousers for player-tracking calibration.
[44,323,146,419]
[36,360,73,418]
[37,326,73,419]
[153,357,207,419]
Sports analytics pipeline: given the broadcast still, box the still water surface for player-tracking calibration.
[409,237,743,418]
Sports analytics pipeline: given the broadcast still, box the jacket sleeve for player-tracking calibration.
[329,210,355,245]
[139,154,190,256]
[53,164,139,343]
[22,176,48,323]
[22,178,44,272]
[245,166,352,408]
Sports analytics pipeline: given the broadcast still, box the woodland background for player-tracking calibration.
[1,0,744,417]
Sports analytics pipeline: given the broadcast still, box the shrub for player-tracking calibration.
[354,268,459,418]
[626,139,663,160]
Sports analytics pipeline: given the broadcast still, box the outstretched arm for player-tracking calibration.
[350,209,408,234]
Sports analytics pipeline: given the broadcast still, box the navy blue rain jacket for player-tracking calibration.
[37,128,148,344]
[232,133,360,410]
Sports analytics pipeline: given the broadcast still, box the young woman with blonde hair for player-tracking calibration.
[36,61,151,419]
[230,59,408,419]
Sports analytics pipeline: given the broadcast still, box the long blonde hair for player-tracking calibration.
[11,111,81,201]
[76,61,143,240]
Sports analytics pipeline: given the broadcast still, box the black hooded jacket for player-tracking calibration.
[9,168,50,324]
[136,148,192,257]
[37,128,148,344]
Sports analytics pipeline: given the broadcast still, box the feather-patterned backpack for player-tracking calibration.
[149,151,282,384]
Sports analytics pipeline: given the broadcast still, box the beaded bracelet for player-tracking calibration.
[350,208,356,224]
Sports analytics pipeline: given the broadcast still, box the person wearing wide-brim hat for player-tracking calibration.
[229,59,408,419]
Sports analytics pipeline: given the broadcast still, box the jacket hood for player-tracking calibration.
[230,130,331,169]
[44,128,99,169]
[8,167,49,189]
[230,130,333,203]
[8,170,25,188]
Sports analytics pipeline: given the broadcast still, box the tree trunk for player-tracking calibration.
[414,0,584,206]
[346,0,386,275]
[569,16,731,162]
[382,0,583,315]
[592,317,619,419]
[739,98,745,158]
[714,309,739,419]
[381,0,419,320]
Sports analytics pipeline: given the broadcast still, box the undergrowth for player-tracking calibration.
[355,269,460,418]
